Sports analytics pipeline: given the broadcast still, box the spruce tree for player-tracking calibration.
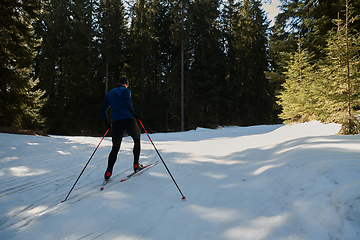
[317,0,360,134]
[38,0,70,134]
[39,0,102,135]
[221,0,244,125]
[127,0,153,117]
[277,41,318,123]
[0,0,45,130]
[127,0,184,132]
[237,0,271,125]
[144,0,176,131]
[166,0,191,131]
[274,0,344,58]
[65,0,99,134]
[187,0,227,128]
[269,0,350,111]
[98,0,128,94]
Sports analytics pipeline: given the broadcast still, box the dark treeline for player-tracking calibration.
[3,0,276,135]
[2,0,359,135]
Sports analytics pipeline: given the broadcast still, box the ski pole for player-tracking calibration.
[61,128,110,202]
[138,119,186,200]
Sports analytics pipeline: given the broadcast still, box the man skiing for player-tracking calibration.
[101,77,143,181]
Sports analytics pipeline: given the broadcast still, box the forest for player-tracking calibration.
[1,0,360,135]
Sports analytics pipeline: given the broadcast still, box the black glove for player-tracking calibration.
[104,121,111,131]
[130,109,141,120]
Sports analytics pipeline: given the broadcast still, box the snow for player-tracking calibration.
[1,121,360,240]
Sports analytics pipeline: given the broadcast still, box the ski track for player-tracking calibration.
[1,123,360,239]
[0,134,157,238]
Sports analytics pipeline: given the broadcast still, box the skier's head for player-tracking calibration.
[118,77,129,85]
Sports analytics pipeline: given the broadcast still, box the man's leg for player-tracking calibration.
[105,120,125,178]
[124,118,141,170]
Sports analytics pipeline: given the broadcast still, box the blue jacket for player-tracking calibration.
[101,85,134,123]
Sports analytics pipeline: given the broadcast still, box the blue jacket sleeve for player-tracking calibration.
[101,96,109,122]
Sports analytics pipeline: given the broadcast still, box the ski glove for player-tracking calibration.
[130,110,141,120]
[104,121,111,131]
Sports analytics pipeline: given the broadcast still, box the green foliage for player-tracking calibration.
[277,42,319,123]
[0,0,45,130]
[277,0,360,135]
[187,0,227,128]
[316,2,360,134]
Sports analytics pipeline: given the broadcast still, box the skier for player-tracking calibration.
[101,77,143,181]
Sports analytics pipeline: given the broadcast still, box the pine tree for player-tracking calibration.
[98,0,128,94]
[143,0,176,131]
[274,0,344,58]
[237,0,272,125]
[64,0,99,134]
[39,0,103,135]
[127,0,153,117]
[39,0,70,134]
[127,0,186,132]
[221,0,244,125]
[317,0,360,134]
[166,0,191,131]
[277,41,318,123]
[0,0,45,130]
[269,0,348,112]
[187,0,227,128]
[266,23,298,118]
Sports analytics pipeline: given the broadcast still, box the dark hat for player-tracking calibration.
[118,77,129,84]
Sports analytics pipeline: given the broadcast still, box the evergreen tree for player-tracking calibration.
[127,0,153,118]
[0,0,45,130]
[164,0,192,131]
[98,0,128,94]
[266,23,297,118]
[275,0,344,57]
[316,0,360,134]
[221,0,244,125]
[39,0,102,135]
[38,0,70,134]
[277,0,360,134]
[187,0,227,128]
[143,0,176,131]
[65,0,100,134]
[237,0,272,125]
[277,41,318,123]
[127,0,185,132]
[268,0,354,110]
[31,0,281,134]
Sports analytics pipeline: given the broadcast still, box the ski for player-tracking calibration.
[100,161,158,190]
[100,179,109,191]
[120,161,158,182]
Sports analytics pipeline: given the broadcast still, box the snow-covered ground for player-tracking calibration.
[1,121,360,240]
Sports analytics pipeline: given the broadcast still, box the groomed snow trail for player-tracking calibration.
[1,122,360,240]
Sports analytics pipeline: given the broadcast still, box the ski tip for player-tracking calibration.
[100,187,104,191]
[61,200,65,203]
[182,196,186,200]
[120,179,126,182]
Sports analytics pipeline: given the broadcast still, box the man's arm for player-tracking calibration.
[101,96,109,123]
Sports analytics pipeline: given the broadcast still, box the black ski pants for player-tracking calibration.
[106,118,141,173]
